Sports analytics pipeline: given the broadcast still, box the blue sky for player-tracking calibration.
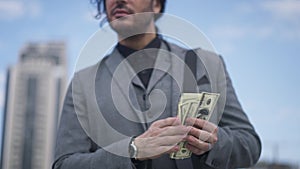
[0,0,300,165]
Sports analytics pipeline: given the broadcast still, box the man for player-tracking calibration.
[53,0,261,168]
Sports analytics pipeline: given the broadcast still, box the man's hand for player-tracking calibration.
[185,118,218,155]
[134,117,189,160]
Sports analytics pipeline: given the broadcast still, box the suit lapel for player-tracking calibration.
[147,42,171,93]
[104,48,147,130]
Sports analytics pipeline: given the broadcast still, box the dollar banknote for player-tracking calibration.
[170,92,220,159]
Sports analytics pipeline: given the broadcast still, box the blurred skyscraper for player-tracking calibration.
[0,41,67,169]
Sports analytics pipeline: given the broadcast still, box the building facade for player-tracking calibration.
[1,41,67,169]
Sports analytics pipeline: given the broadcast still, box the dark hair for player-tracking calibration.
[90,0,166,20]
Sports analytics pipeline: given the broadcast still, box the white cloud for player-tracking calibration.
[208,26,248,55]
[210,25,275,41]
[0,0,41,21]
[0,1,24,20]
[234,2,256,15]
[210,26,247,40]
[261,0,300,22]
[210,0,300,42]
[27,1,41,18]
[209,25,298,56]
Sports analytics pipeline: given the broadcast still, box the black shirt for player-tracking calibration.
[117,37,162,88]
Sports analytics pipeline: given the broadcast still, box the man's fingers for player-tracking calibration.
[136,138,181,159]
[156,135,185,146]
[185,135,212,152]
[186,144,206,155]
[188,127,217,144]
[165,145,180,154]
[137,135,184,147]
[152,117,180,128]
[158,125,190,137]
[186,118,217,133]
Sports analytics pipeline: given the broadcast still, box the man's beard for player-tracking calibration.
[110,13,155,39]
[108,3,156,39]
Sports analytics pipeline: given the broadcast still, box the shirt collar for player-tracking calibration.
[116,36,162,58]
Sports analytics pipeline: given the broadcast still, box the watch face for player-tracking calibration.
[129,140,137,158]
[129,144,135,158]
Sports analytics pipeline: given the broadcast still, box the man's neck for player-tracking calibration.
[118,33,157,50]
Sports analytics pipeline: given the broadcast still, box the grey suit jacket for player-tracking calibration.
[53,42,261,169]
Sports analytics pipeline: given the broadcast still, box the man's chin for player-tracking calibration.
[110,20,139,36]
[110,22,132,32]
[109,14,154,38]
[111,15,135,24]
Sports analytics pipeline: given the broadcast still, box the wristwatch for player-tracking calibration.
[129,137,138,159]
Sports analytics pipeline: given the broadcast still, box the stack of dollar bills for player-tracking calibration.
[170,92,219,159]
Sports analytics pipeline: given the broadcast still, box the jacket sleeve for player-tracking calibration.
[52,76,133,169]
[203,56,262,169]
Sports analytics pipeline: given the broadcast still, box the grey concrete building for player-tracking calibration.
[1,41,67,169]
